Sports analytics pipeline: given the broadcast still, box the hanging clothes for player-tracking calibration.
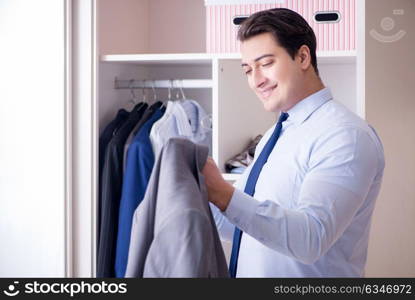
[122,102,162,173]
[99,109,129,180]
[114,102,165,278]
[97,102,148,278]
[179,99,211,151]
[98,108,129,246]
[125,138,229,278]
[97,94,213,277]
[149,100,210,157]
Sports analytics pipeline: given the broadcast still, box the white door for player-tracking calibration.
[0,0,68,276]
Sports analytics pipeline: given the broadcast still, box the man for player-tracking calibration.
[202,8,385,277]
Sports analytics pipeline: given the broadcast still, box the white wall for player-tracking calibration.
[98,0,149,54]
[365,0,415,277]
[0,0,66,276]
[148,0,206,53]
[97,0,206,55]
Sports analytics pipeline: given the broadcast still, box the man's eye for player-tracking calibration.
[262,61,273,67]
[244,69,252,75]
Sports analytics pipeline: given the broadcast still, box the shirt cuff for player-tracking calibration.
[223,188,258,231]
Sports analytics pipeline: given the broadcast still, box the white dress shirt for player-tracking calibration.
[150,100,210,156]
[212,87,385,277]
[179,99,212,153]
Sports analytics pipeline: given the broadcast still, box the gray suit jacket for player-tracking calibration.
[125,138,229,278]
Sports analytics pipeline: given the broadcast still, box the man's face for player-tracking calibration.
[241,32,304,112]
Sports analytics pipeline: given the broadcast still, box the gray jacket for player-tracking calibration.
[125,138,229,278]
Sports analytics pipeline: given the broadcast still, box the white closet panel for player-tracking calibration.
[0,0,67,277]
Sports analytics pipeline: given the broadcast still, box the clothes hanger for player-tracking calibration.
[148,80,163,110]
[126,78,147,113]
[141,79,148,105]
[129,79,147,113]
[168,79,173,102]
[173,79,181,101]
[128,79,139,106]
[151,80,157,103]
[179,79,186,101]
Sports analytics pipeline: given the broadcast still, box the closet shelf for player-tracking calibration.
[223,173,241,182]
[100,53,213,65]
[101,51,356,65]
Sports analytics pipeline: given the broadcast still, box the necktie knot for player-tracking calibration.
[278,112,289,124]
[267,112,288,144]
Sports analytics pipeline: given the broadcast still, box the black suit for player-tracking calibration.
[98,109,129,246]
[97,103,148,277]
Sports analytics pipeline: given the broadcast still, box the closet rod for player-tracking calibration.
[114,78,213,89]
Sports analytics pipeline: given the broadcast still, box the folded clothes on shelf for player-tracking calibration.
[230,167,246,174]
[225,134,262,173]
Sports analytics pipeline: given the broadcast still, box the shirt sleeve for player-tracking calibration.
[210,157,256,242]
[223,126,383,264]
[210,131,270,242]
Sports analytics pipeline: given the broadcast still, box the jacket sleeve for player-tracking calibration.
[143,210,216,277]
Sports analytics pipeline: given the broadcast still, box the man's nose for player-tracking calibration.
[252,68,266,88]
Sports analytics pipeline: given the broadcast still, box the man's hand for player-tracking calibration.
[202,157,235,211]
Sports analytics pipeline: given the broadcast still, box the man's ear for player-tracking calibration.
[297,45,311,70]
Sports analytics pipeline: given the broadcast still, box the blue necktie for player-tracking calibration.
[229,112,289,277]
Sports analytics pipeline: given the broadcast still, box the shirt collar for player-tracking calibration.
[285,87,333,125]
[179,100,209,140]
[170,101,193,137]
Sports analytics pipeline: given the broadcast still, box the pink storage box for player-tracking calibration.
[205,0,356,53]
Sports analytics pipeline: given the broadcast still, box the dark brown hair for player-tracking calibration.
[238,8,319,75]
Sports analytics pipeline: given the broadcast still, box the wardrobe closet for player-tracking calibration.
[72,0,415,277]
[91,0,364,277]
[2,0,414,278]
